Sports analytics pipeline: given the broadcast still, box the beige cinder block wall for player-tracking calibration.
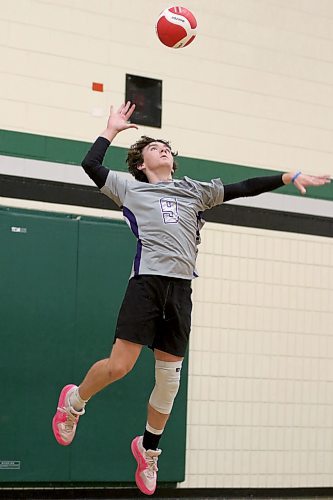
[185,223,333,488]
[1,0,333,174]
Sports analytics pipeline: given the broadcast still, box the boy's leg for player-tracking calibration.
[146,349,183,439]
[79,339,143,400]
[131,277,191,494]
[52,339,142,446]
[131,349,183,496]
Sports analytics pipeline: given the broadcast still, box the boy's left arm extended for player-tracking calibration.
[223,172,331,202]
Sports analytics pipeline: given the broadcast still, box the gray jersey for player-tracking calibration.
[101,172,224,279]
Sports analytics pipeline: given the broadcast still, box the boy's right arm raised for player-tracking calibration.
[81,102,138,189]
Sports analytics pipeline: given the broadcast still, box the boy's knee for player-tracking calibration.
[107,362,132,382]
[149,359,182,414]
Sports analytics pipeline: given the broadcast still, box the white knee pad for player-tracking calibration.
[149,359,182,414]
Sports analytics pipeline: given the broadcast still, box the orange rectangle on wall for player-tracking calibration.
[92,82,104,92]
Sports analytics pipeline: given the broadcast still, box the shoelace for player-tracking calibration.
[144,454,159,478]
[57,406,84,432]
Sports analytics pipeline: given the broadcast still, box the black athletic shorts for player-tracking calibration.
[114,275,192,357]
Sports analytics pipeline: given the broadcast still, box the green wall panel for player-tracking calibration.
[0,130,127,171]
[1,129,332,201]
[0,208,188,484]
[0,209,79,482]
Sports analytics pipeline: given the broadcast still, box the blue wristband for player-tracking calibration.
[291,171,302,183]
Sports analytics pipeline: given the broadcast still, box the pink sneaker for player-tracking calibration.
[52,384,84,446]
[131,436,161,496]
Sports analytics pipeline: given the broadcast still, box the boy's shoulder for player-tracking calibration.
[180,176,223,189]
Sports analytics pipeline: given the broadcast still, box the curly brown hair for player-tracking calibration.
[126,136,178,182]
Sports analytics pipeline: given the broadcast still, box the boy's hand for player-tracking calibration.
[101,101,138,141]
[283,172,331,195]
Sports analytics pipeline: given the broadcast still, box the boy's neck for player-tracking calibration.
[146,172,173,184]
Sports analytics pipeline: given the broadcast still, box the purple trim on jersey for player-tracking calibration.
[123,206,142,275]
[196,211,203,242]
[193,211,203,278]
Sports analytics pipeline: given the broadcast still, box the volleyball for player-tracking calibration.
[155,6,197,48]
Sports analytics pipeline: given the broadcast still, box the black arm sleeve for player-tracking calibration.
[223,174,284,202]
[81,136,111,189]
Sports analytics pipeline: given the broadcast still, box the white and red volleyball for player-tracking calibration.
[155,6,197,48]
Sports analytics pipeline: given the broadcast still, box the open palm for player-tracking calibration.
[107,101,138,133]
[294,173,331,195]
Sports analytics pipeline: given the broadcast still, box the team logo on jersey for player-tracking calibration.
[160,197,179,224]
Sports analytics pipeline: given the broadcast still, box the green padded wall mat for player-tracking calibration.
[0,208,188,484]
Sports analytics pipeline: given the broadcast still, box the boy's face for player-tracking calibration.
[139,141,174,175]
